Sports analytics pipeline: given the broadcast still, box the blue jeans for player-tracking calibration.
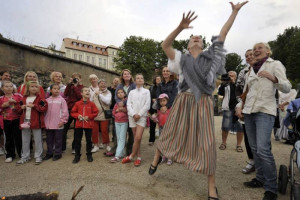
[222,110,243,132]
[115,122,128,157]
[244,112,277,194]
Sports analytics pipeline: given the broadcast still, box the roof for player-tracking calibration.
[62,38,119,56]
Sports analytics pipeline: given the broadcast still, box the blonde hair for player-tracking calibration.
[50,71,62,83]
[253,42,273,57]
[23,71,39,84]
[24,81,40,96]
[89,74,99,81]
[1,81,13,88]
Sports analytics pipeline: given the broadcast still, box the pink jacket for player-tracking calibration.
[44,95,69,129]
[112,103,128,123]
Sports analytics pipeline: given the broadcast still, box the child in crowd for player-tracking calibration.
[111,88,128,163]
[0,81,23,163]
[122,74,150,166]
[152,93,172,165]
[71,87,98,163]
[43,84,69,161]
[16,81,48,165]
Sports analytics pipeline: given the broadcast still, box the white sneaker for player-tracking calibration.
[16,159,28,165]
[99,143,104,149]
[5,157,12,163]
[0,148,5,156]
[106,146,111,152]
[91,145,99,153]
[72,149,75,154]
[35,157,43,165]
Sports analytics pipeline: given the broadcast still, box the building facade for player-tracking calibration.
[60,38,119,71]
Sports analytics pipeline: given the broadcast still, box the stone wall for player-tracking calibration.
[0,37,120,89]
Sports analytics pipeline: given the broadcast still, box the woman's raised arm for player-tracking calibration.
[161,11,197,60]
[219,1,248,42]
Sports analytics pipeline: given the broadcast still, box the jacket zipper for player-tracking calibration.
[83,103,85,128]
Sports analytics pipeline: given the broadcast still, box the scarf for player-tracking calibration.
[253,57,268,73]
[179,36,226,101]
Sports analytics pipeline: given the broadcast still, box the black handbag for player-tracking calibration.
[98,95,112,119]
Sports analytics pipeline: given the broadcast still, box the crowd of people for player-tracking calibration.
[1,1,299,200]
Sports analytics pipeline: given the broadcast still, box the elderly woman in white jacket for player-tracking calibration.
[236,42,291,200]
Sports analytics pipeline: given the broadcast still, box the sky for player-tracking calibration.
[1,0,299,62]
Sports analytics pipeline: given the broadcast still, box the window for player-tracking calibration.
[112,51,115,55]
[84,44,88,48]
[87,56,90,63]
[97,47,101,51]
[99,58,102,66]
[79,43,82,47]
[89,45,93,49]
[102,49,105,52]
[92,57,95,64]
[103,59,106,66]
[73,54,77,60]
[72,42,77,46]
[79,55,83,61]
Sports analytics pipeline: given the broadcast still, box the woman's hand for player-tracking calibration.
[230,1,248,12]
[235,107,243,119]
[178,11,197,30]
[258,71,278,83]
[21,105,26,109]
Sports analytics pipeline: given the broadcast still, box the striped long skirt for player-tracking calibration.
[156,92,216,175]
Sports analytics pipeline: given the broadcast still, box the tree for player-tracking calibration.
[48,43,56,50]
[269,26,300,87]
[224,53,246,75]
[114,36,158,81]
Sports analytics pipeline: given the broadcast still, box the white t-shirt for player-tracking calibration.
[25,96,36,120]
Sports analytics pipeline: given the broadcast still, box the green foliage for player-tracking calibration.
[269,26,300,88]
[224,53,246,75]
[114,36,157,81]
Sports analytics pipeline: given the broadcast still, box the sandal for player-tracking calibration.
[219,143,226,150]
[236,145,243,152]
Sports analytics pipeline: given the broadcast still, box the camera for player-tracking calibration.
[221,74,231,82]
[72,78,79,84]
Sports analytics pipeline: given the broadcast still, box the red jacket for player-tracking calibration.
[64,84,84,111]
[70,99,99,129]
[16,95,48,129]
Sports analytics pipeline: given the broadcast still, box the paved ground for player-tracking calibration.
[0,116,295,199]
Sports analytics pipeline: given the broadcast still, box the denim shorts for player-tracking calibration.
[222,110,243,132]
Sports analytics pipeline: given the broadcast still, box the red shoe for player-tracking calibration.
[122,156,132,164]
[134,159,141,167]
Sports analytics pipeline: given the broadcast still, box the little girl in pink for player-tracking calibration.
[152,93,172,165]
